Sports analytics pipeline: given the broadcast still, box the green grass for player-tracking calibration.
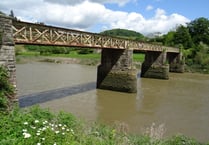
[133,53,145,62]
[47,51,101,59]
[0,106,207,145]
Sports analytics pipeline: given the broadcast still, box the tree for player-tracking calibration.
[188,17,209,45]
[163,31,175,46]
[173,25,193,49]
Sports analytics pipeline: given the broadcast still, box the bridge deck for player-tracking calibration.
[12,20,179,53]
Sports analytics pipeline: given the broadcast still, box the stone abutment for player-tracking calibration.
[0,14,17,101]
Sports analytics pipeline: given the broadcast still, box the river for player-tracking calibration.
[16,62,209,142]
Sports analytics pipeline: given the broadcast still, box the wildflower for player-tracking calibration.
[62,127,65,130]
[36,132,40,136]
[62,132,65,135]
[23,122,28,125]
[66,129,70,132]
[22,129,27,132]
[70,129,74,134]
[42,127,46,131]
[42,138,45,141]
[55,131,59,134]
[58,124,62,127]
[31,126,36,129]
[53,143,57,145]
[23,132,31,138]
[37,143,41,145]
[34,120,39,123]
[43,121,48,125]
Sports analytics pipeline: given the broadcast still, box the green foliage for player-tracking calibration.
[0,106,207,145]
[188,17,209,45]
[163,31,175,46]
[25,45,71,55]
[174,25,194,49]
[100,28,145,41]
[163,134,203,145]
[77,48,93,54]
[0,66,14,111]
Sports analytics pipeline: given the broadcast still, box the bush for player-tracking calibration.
[78,48,93,54]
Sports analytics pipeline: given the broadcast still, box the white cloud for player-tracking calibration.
[0,0,190,34]
[146,5,154,11]
[44,0,131,6]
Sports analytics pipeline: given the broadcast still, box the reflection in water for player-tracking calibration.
[16,62,209,142]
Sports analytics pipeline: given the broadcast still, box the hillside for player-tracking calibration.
[100,28,145,41]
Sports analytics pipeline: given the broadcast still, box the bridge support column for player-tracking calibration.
[141,51,169,79]
[168,52,184,73]
[97,49,137,93]
[0,14,17,101]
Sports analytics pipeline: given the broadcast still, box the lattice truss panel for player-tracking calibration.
[12,21,179,53]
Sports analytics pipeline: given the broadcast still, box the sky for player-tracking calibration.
[0,0,209,35]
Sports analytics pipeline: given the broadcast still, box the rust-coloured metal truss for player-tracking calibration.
[12,20,179,53]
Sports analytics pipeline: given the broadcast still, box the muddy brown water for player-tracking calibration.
[16,62,209,142]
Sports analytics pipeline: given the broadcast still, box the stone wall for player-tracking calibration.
[0,14,17,101]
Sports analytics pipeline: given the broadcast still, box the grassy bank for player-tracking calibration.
[0,106,207,145]
[15,45,145,66]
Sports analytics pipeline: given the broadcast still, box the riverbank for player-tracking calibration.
[16,55,100,66]
[0,106,207,145]
[16,54,143,68]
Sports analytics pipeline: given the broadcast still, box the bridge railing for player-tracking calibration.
[12,20,179,53]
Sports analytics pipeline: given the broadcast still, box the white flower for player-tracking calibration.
[58,124,62,127]
[37,143,41,145]
[36,132,40,136]
[31,126,36,129]
[62,127,65,130]
[70,129,74,133]
[23,132,31,138]
[42,138,45,141]
[43,120,48,125]
[66,129,70,132]
[22,129,27,132]
[51,127,54,131]
[62,132,65,135]
[35,120,39,123]
[42,127,46,131]
[23,122,28,125]
[53,143,57,145]
[55,131,59,134]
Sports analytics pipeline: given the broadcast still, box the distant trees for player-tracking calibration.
[100,28,145,41]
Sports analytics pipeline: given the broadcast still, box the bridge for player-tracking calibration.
[0,14,184,103]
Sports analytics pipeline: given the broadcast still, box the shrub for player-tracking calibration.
[78,48,93,54]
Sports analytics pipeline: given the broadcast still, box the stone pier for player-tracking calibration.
[97,49,137,93]
[167,52,184,73]
[141,51,169,79]
[0,14,17,101]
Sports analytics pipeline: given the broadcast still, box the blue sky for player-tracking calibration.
[0,0,208,35]
[105,0,209,20]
